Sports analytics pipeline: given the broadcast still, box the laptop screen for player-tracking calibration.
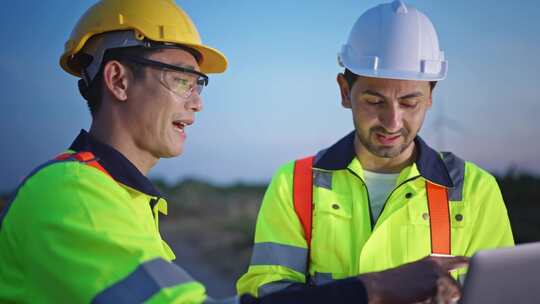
[460,242,540,304]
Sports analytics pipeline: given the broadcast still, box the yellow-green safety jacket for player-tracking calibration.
[0,130,238,303]
[237,131,514,297]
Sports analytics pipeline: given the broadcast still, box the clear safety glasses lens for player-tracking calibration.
[118,55,209,98]
[160,69,206,98]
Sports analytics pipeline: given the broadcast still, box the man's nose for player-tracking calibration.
[379,103,403,133]
[186,93,203,112]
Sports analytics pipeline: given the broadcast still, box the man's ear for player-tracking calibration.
[103,60,130,101]
[337,73,352,108]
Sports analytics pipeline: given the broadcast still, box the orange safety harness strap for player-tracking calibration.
[55,151,111,177]
[426,181,451,255]
[292,156,315,248]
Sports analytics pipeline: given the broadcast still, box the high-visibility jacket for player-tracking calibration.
[0,130,238,303]
[237,131,514,297]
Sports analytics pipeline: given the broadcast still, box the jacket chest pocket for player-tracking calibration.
[313,194,352,226]
[311,194,353,274]
[406,199,468,259]
[313,196,352,244]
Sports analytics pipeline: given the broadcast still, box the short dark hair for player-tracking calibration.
[344,69,437,91]
[79,47,161,119]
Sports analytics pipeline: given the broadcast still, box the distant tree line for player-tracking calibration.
[495,172,540,243]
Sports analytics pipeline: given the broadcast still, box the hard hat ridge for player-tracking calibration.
[393,0,408,14]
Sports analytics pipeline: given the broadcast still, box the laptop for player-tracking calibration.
[460,241,540,304]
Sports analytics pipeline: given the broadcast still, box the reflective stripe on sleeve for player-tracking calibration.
[249,242,308,274]
[257,280,297,297]
[92,258,195,304]
[205,296,241,304]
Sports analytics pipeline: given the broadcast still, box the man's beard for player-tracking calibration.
[357,126,413,158]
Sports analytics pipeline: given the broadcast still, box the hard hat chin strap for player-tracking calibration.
[77,79,91,101]
[79,31,144,85]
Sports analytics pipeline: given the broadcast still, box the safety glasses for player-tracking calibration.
[120,55,209,99]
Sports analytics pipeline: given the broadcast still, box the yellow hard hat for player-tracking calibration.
[60,0,227,78]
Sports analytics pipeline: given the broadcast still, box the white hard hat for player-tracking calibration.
[338,0,447,81]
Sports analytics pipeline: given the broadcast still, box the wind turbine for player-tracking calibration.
[430,96,466,151]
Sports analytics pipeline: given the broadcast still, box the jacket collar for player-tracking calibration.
[69,130,161,197]
[313,131,453,187]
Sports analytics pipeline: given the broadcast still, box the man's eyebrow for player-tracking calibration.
[398,92,423,99]
[361,90,386,99]
[360,90,424,100]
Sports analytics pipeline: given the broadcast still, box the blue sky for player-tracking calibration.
[1,1,539,192]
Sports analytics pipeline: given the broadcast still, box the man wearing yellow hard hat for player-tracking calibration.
[0,0,466,303]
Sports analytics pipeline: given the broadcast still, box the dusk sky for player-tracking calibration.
[1,1,539,192]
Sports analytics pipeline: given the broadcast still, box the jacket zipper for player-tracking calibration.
[347,168,421,230]
[346,169,374,229]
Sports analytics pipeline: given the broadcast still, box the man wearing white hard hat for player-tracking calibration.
[238,0,514,297]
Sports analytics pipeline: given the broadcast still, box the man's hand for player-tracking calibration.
[358,256,469,304]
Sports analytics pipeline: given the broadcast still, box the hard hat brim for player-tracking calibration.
[183,43,228,74]
[60,38,228,78]
[346,66,447,81]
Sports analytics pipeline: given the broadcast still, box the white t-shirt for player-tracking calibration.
[362,170,399,223]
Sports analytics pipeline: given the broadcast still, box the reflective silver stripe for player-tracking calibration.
[205,296,240,304]
[441,152,465,201]
[258,280,297,297]
[250,242,308,274]
[310,272,334,286]
[92,258,195,304]
[313,170,332,190]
